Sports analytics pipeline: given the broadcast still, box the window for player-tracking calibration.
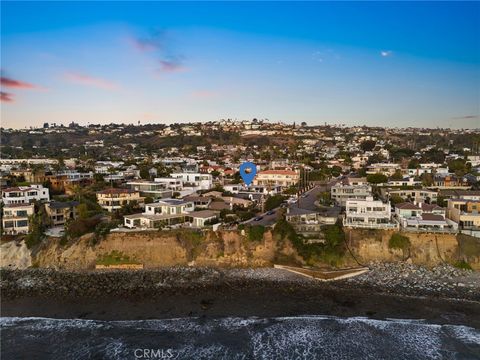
[17,220,28,227]
[4,221,14,228]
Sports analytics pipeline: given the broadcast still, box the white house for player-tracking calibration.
[2,203,35,234]
[154,177,184,191]
[395,202,451,231]
[344,197,397,229]
[1,184,50,205]
[170,173,212,191]
[331,184,372,207]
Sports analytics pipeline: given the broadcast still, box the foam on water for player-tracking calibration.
[1,316,479,360]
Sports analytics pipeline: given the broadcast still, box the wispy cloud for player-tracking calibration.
[191,90,218,99]
[452,115,479,119]
[0,91,14,102]
[64,72,119,90]
[1,76,37,89]
[380,50,393,57]
[159,59,187,73]
[129,29,167,52]
[130,29,188,74]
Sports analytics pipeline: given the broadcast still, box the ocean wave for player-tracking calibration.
[1,316,479,359]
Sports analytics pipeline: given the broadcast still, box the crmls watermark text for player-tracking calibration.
[134,348,176,359]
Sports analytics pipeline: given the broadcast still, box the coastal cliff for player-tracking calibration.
[1,229,479,270]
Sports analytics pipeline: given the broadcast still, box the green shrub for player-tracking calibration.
[388,232,411,251]
[247,225,265,242]
[264,195,285,211]
[96,250,140,266]
[453,260,473,271]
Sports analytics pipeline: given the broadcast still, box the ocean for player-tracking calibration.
[1,316,479,359]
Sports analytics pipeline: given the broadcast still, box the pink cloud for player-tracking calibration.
[1,76,38,89]
[159,60,187,73]
[0,91,14,102]
[64,72,119,90]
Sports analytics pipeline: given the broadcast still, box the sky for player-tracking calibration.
[1,1,479,129]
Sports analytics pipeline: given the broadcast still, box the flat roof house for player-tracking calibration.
[45,201,80,227]
[2,203,35,235]
[344,197,397,230]
[1,184,50,205]
[97,188,144,212]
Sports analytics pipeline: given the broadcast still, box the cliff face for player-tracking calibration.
[2,229,479,270]
[346,229,480,270]
[30,230,302,270]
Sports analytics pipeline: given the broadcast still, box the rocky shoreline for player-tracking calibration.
[1,263,479,327]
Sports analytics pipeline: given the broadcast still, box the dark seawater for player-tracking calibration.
[1,316,480,360]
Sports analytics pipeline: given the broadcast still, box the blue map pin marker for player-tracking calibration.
[239,162,257,186]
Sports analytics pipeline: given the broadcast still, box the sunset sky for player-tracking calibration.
[1,1,479,129]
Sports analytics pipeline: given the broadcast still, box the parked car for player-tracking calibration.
[266,210,275,215]
[254,216,264,221]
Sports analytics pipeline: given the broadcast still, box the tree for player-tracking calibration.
[144,196,154,204]
[408,159,420,169]
[77,203,89,219]
[25,210,46,249]
[367,173,388,184]
[390,170,404,181]
[360,140,376,152]
[390,194,404,205]
[265,195,285,211]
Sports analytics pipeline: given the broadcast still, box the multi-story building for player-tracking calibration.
[433,174,470,189]
[144,199,194,216]
[45,173,93,195]
[386,188,438,204]
[366,163,400,176]
[2,203,35,234]
[153,177,184,191]
[285,206,336,237]
[124,198,217,229]
[170,173,213,190]
[344,197,397,229]
[331,184,372,207]
[127,180,173,199]
[96,188,144,212]
[1,184,50,205]
[447,199,480,230]
[395,202,450,231]
[253,170,299,188]
[45,201,80,227]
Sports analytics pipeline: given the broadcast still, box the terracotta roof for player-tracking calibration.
[420,203,443,212]
[97,188,137,195]
[421,213,445,221]
[395,202,419,210]
[259,170,297,175]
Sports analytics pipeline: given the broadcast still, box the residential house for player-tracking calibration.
[253,169,299,188]
[170,172,213,190]
[344,197,397,229]
[395,202,450,231]
[386,188,438,204]
[331,183,372,207]
[127,180,173,199]
[2,203,35,234]
[45,201,80,227]
[97,188,144,212]
[447,199,480,230]
[2,184,50,205]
